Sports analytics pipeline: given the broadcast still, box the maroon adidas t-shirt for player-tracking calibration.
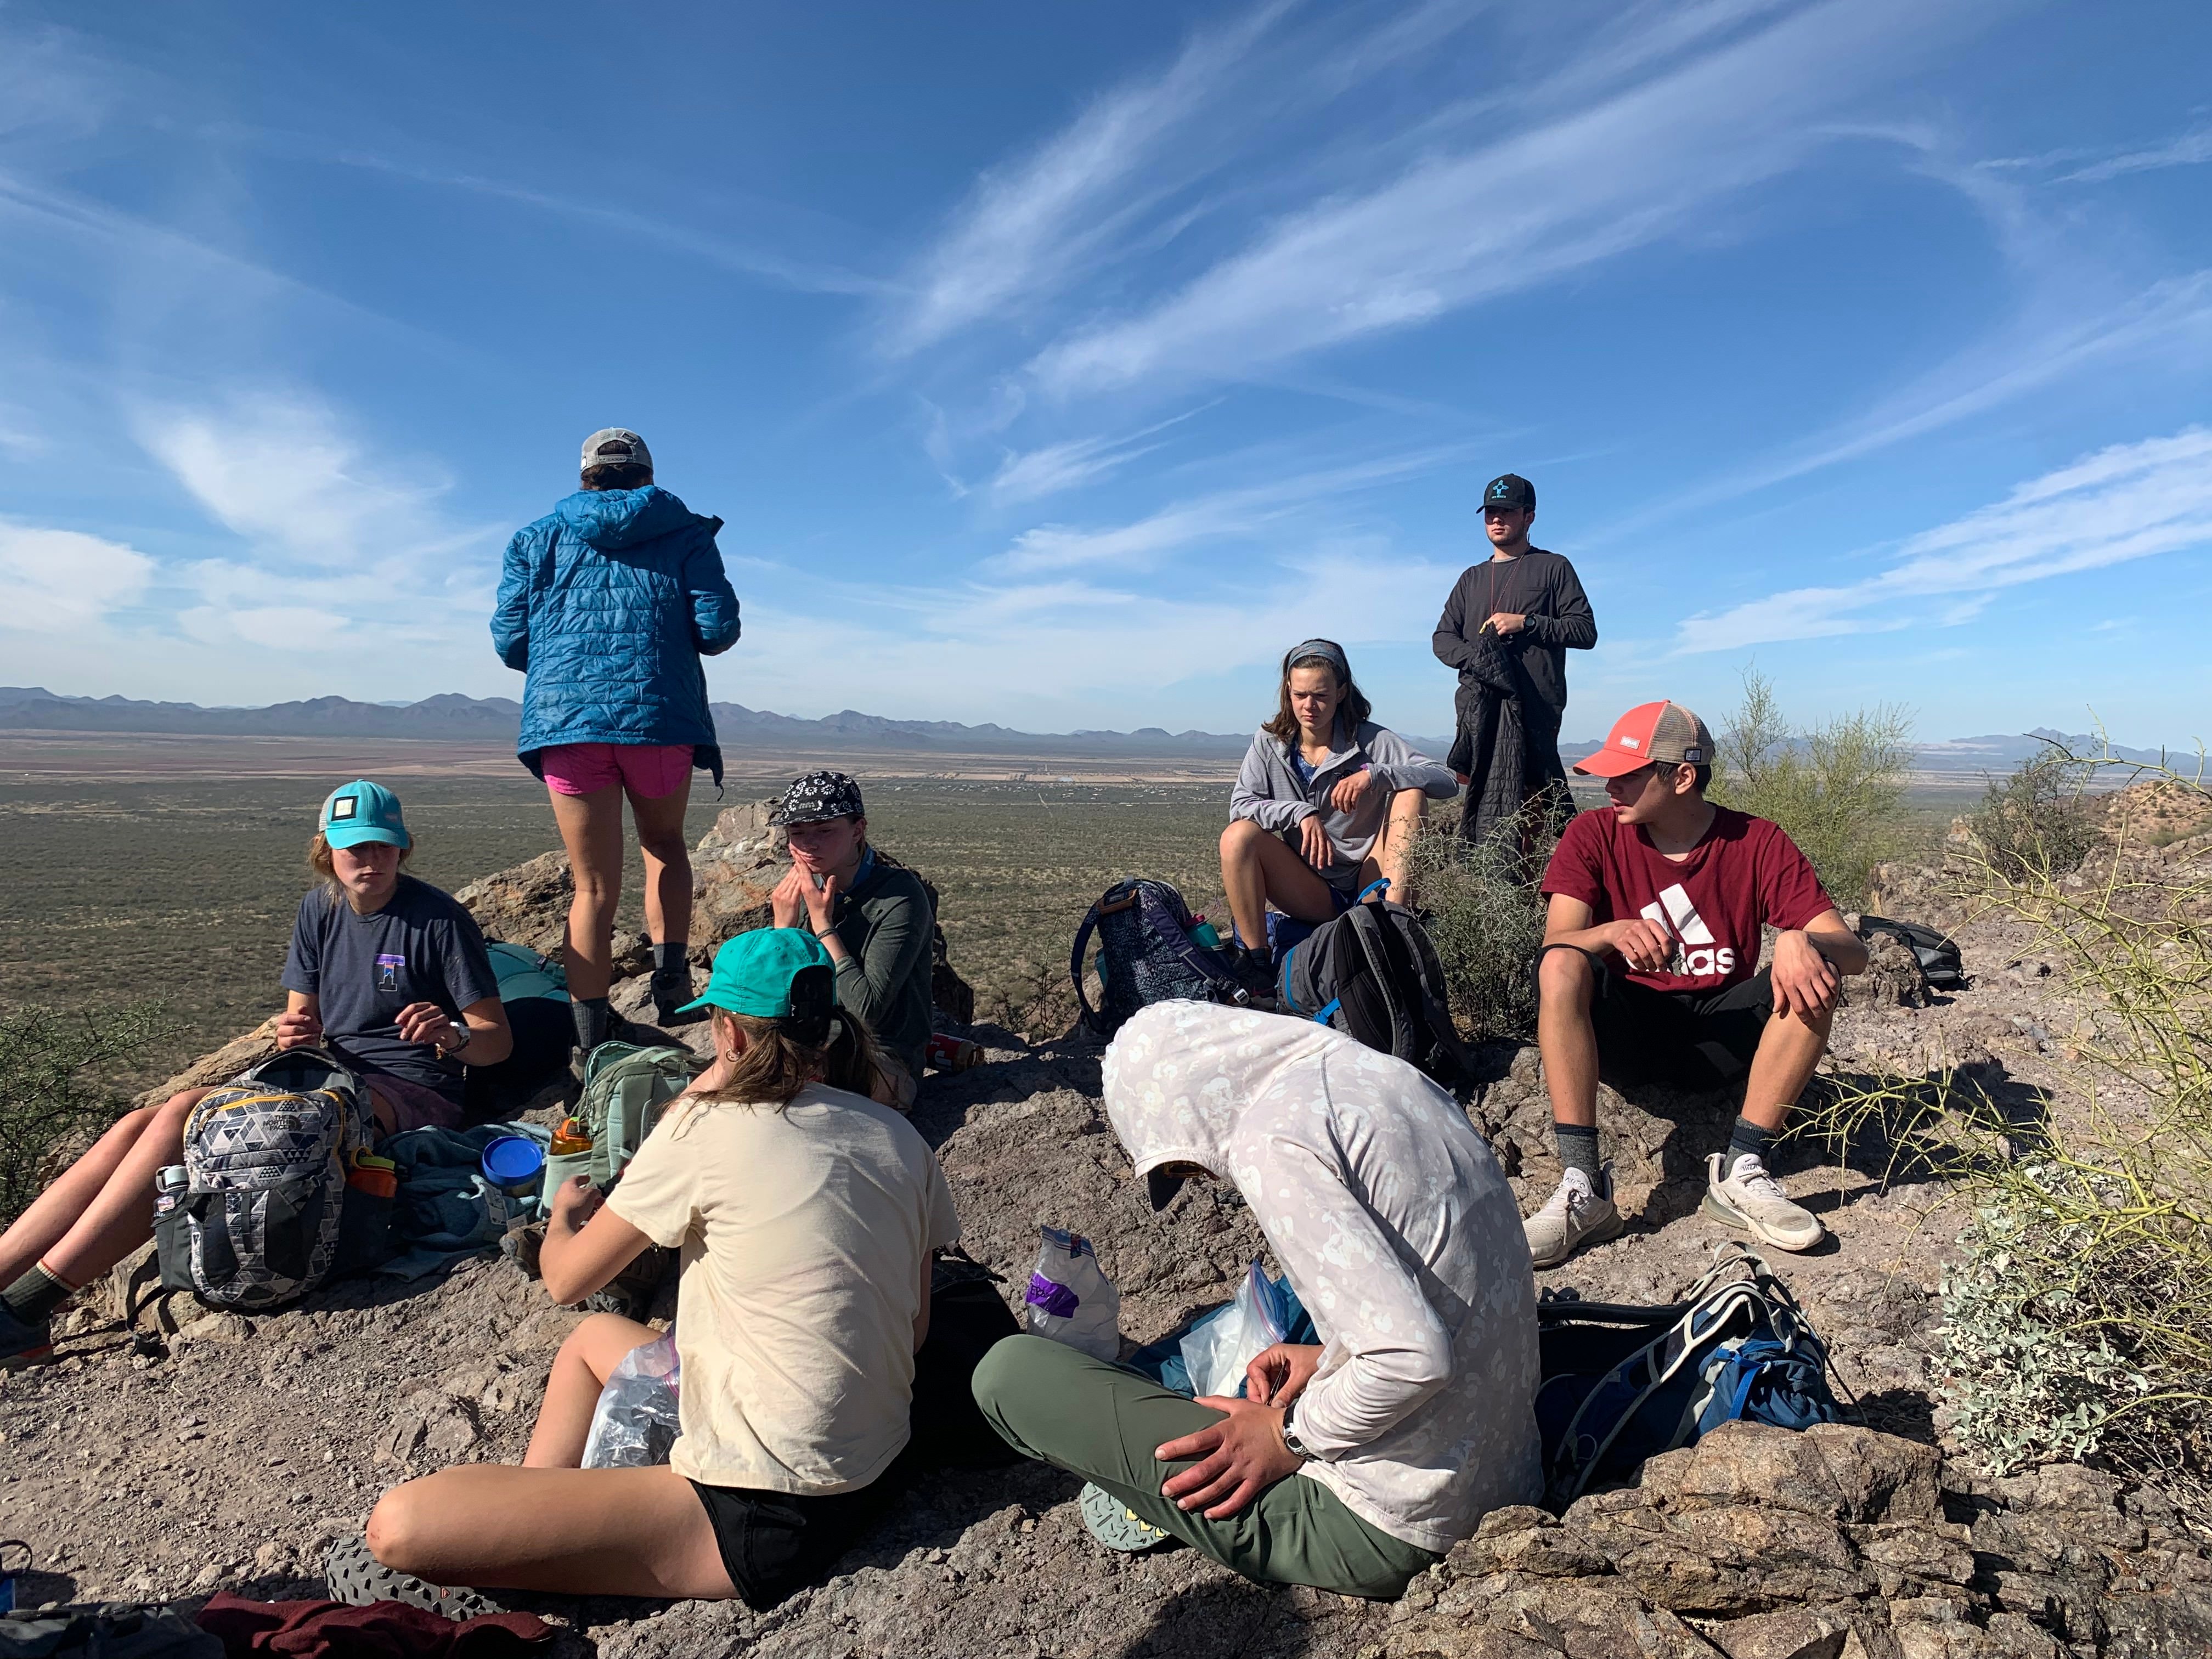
[1540,806,1835,994]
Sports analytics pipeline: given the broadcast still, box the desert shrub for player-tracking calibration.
[0,1003,176,1228]
[1709,670,1913,911]
[1931,757,2212,1493]
[1402,816,1550,1042]
[1968,749,2096,881]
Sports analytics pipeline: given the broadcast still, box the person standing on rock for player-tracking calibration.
[767,770,934,1107]
[1431,473,1596,848]
[336,929,958,1613]
[490,427,741,1048]
[973,1001,1540,1600]
[0,781,512,1368]
[1523,701,1868,1270]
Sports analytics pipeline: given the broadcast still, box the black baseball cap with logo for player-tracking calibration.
[1482,473,1536,511]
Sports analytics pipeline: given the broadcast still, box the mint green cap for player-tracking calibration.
[319,779,410,850]
[679,928,839,1017]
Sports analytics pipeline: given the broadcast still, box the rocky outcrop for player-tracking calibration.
[1382,1421,2211,1659]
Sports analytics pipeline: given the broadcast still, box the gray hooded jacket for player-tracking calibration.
[1102,1002,1542,1552]
[1231,720,1458,891]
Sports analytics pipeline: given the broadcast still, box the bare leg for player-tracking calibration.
[1738,1005,1833,1132]
[1368,788,1426,904]
[629,780,695,950]
[1,1090,208,1288]
[1218,820,1342,949]
[1537,949,1601,1130]
[548,786,627,1002]
[523,1312,660,1469]
[368,1463,733,1600]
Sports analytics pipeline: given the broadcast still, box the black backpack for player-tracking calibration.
[1857,915,1965,989]
[1276,902,1475,1086]
[1069,878,1250,1038]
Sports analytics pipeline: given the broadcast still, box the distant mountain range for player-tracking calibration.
[0,686,2186,772]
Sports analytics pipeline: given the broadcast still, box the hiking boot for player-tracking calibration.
[1223,945,1277,1005]
[325,1534,501,1621]
[0,1301,53,1370]
[1523,1167,1623,1269]
[651,967,706,1028]
[1702,1153,1825,1253]
[1079,1482,1172,1554]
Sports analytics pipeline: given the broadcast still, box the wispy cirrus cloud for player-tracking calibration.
[1677,427,2212,652]
[882,4,1289,358]
[132,393,492,573]
[983,405,1214,507]
[993,445,1465,574]
[1026,0,2000,398]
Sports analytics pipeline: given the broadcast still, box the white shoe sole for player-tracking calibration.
[1527,1206,1625,1269]
[1700,1191,1824,1254]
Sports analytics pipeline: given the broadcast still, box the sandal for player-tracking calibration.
[324,1534,503,1621]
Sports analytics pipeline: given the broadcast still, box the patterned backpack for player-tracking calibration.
[1069,878,1250,1039]
[152,1047,379,1311]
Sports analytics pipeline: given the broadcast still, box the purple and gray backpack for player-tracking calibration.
[1069,878,1249,1039]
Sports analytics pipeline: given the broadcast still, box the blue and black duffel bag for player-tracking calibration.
[1536,1243,1841,1509]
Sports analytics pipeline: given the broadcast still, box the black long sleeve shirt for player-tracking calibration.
[1431,548,1596,719]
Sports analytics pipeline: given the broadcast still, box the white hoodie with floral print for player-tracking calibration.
[1102,1002,1542,1553]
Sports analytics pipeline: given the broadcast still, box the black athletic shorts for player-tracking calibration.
[690,1474,897,1610]
[1538,945,1775,1091]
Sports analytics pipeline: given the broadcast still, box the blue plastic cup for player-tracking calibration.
[481,1136,546,1198]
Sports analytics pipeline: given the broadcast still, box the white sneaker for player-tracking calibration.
[1524,1167,1623,1268]
[1702,1153,1825,1253]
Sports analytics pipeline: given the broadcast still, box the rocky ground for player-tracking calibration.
[4,798,2208,1657]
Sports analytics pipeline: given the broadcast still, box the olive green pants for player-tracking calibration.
[972,1335,1437,1600]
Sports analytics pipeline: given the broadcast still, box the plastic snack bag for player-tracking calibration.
[1023,1226,1121,1361]
[581,1326,682,1468]
[1179,1260,1299,1399]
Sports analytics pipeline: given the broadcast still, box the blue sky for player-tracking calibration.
[3,2,2209,748]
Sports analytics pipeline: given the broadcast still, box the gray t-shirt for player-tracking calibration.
[281,876,501,1102]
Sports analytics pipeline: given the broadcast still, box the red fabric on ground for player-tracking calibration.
[196,1593,550,1658]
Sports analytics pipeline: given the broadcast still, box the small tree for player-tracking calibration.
[1711,669,1913,910]
[0,1005,176,1228]
[1968,748,2097,882]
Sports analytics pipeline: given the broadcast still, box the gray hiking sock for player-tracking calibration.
[652,941,689,976]
[1552,1122,1601,1184]
[1725,1115,1776,1177]
[572,996,612,1053]
[3,1262,74,1326]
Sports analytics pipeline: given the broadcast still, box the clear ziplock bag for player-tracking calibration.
[581,1326,682,1468]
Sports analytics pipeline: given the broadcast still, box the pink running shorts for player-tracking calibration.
[540,742,695,799]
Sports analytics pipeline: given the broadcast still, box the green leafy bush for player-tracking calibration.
[1968,749,2096,882]
[1709,670,1914,910]
[1402,817,1550,1042]
[0,1004,176,1229]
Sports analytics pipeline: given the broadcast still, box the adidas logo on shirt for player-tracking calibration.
[1640,883,1736,978]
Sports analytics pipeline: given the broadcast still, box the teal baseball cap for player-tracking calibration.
[319,780,411,850]
[680,928,839,1018]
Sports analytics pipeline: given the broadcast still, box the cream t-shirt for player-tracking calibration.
[608,1081,961,1494]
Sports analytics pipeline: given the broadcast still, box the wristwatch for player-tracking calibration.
[1280,1396,1314,1461]
[438,1023,470,1058]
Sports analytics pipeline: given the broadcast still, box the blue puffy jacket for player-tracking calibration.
[491,487,742,785]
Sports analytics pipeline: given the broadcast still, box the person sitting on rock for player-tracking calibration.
[1524,702,1868,1270]
[490,426,742,1046]
[337,929,960,1615]
[0,780,512,1368]
[1221,639,1458,978]
[768,770,934,1107]
[972,1001,1539,1600]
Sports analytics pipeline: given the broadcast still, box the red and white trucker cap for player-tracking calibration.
[1573,701,1714,778]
